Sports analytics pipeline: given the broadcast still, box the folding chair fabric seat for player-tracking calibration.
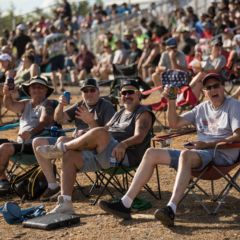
[182,143,240,215]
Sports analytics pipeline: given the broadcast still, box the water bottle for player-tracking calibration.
[110,156,118,167]
[63,91,71,105]
[50,126,59,137]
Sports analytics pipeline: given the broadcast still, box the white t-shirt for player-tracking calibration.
[182,97,240,164]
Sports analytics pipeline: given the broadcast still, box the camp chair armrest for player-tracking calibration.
[215,141,240,149]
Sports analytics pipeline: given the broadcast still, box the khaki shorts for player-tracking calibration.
[79,137,129,172]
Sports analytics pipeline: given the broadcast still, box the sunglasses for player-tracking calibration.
[203,83,221,91]
[121,89,138,96]
[82,88,96,93]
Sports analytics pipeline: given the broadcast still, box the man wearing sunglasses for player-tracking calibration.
[36,79,155,214]
[99,73,240,227]
[32,78,115,201]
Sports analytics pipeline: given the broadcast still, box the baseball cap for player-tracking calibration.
[165,37,177,48]
[17,24,26,31]
[120,79,139,90]
[0,53,12,62]
[202,73,225,86]
[80,78,99,90]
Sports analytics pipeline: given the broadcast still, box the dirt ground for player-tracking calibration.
[0,85,239,240]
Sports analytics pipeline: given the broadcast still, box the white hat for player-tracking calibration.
[234,34,240,43]
[0,53,12,62]
[17,24,26,31]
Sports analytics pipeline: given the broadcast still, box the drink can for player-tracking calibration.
[6,77,15,90]
[50,126,59,137]
[168,87,178,100]
[110,157,118,167]
[63,91,71,104]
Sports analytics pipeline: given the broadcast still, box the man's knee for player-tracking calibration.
[57,136,69,143]
[0,143,15,156]
[179,150,200,168]
[32,137,49,149]
[89,127,109,140]
[143,147,171,166]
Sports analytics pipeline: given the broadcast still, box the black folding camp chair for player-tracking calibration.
[88,157,161,205]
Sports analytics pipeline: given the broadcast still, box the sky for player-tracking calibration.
[0,0,96,15]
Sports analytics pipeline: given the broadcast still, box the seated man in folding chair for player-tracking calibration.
[36,79,155,214]
[0,76,55,194]
[99,73,240,227]
[32,78,115,201]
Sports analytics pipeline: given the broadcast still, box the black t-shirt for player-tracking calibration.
[13,34,32,59]
[127,48,142,64]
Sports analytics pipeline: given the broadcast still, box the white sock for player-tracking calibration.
[56,142,66,152]
[121,195,133,208]
[48,183,59,190]
[167,202,177,214]
[62,195,72,201]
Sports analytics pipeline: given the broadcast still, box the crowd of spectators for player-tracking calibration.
[0,0,240,102]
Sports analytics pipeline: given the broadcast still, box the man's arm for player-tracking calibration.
[112,111,152,161]
[3,84,25,113]
[167,99,191,129]
[190,128,240,150]
[54,95,71,124]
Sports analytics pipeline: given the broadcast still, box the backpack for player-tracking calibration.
[11,165,50,201]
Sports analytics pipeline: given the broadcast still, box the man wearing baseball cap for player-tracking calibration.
[152,37,188,86]
[33,78,115,201]
[99,73,240,227]
[0,76,55,193]
[36,79,155,213]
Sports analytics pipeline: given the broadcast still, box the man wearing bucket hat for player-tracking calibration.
[99,73,240,227]
[32,78,115,201]
[0,76,55,193]
[36,79,155,214]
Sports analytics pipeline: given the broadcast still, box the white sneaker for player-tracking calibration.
[36,145,63,160]
[48,195,75,215]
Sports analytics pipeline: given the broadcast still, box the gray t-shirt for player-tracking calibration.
[202,55,226,71]
[18,99,54,143]
[159,50,187,70]
[181,97,240,164]
[65,97,115,131]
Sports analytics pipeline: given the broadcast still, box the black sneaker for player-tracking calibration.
[99,200,131,220]
[40,186,60,202]
[154,206,175,227]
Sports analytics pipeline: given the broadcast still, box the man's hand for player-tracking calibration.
[59,95,68,107]
[72,129,85,138]
[3,84,12,96]
[185,141,209,149]
[18,131,32,141]
[111,142,127,161]
[75,105,94,124]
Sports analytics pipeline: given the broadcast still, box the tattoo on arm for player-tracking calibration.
[139,119,150,131]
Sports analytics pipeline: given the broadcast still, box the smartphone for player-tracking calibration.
[6,77,15,90]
